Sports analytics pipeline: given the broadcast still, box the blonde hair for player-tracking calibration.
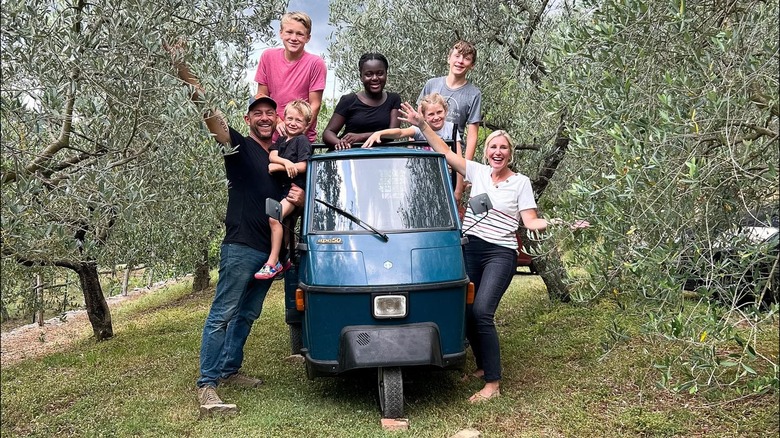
[285,99,313,125]
[419,93,448,114]
[482,130,515,165]
[451,40,477,63]
[281,11,312,35]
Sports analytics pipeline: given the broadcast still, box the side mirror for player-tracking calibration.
[265,198,283,222]
[468,193,492,215]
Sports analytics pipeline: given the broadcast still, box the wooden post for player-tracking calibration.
[36,273,44,326]
[146,266,154,288]
[122,263,132,296]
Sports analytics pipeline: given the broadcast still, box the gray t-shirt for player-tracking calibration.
[411,121,461,143]
[417,77,482,141]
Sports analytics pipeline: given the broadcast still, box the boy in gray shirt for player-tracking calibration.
[418,40,482,202]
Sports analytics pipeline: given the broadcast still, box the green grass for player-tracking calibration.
[2,276,777,437]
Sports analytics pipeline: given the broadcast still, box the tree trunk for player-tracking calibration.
[523,234,571,302]
[75,261,113,340]
[0,299,9,323]
[192,248,210,292]
[524,115,573,302]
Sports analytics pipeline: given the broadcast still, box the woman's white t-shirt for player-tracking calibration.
[462,160,537,250]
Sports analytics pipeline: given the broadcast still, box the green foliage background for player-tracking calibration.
[325,0,779,394]
[2,0,778,396]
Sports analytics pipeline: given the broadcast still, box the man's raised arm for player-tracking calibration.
[164,41,231,145]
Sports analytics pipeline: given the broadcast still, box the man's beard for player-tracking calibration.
[251,124,274,140]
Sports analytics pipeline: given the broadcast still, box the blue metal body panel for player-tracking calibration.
[300,231,465,286]
[289,147,469,374]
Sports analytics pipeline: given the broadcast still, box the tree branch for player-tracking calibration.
[105,141,153,169]
[531,112,569,198]
[1,0,90,185]
[492,0,551,85]
[749,83,780,118]
[2,247,79,271]
[523,0,551,48]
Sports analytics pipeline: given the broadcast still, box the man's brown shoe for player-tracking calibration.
[219,372,264,388]
[197,386,238,417]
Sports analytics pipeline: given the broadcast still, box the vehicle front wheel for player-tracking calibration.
[377,367,404,418]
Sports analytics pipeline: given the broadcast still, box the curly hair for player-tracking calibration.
[451,40,477,63]
[285,99,313,125]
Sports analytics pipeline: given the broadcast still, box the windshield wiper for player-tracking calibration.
[314,198,389,242]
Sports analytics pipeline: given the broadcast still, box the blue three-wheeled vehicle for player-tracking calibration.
[270,143,475,418]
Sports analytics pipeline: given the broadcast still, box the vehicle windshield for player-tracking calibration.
[309,156,455,232]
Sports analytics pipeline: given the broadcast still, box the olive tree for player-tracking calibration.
[326,0,779,392]
[543,0,778,391]
[327,0,584,300]
[1,0,284,339]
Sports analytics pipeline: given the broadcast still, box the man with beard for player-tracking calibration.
[166,44,304,415]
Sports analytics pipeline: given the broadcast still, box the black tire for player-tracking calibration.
[289,323,303,355]
[377,367,404,418]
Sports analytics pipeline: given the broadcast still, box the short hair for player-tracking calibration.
[358,53,389,72]
[419,93,448,114]
[285,99,313,125]
[482,130,515,165]
[281,11,312,35]
[451,40,477,63]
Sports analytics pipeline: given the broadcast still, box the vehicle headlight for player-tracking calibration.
[373,294,407,319]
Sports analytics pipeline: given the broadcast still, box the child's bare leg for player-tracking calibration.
[266,217,283,267]
[280,199,296,222]
[265,199,296,267]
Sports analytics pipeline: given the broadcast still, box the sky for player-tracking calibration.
[246,0,347,100]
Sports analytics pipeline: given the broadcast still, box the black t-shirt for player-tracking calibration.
[222,127,283,252]
[270,134,311,189]
[334,91,402,135]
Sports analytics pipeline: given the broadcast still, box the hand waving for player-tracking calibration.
[398,102,424,127]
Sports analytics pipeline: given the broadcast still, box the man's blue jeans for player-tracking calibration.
[463,236,517,383]
[197,243,272,388]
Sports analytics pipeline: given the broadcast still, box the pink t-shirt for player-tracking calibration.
[254,48,327,142]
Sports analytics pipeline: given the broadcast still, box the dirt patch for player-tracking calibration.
[0,276,190,368]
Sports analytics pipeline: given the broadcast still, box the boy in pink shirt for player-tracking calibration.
[255,11,327,142]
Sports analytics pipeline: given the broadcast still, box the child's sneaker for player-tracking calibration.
[273,260,293,281]
[254,260,291,280]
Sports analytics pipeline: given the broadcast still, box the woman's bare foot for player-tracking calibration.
[468,381,500,403]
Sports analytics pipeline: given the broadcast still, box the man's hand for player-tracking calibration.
[287,183,305,208]
[275,123,288,138]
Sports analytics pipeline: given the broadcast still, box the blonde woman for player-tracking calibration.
[400,101,550,403]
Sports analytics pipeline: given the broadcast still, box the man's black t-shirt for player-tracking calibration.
[222,127,283,253]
